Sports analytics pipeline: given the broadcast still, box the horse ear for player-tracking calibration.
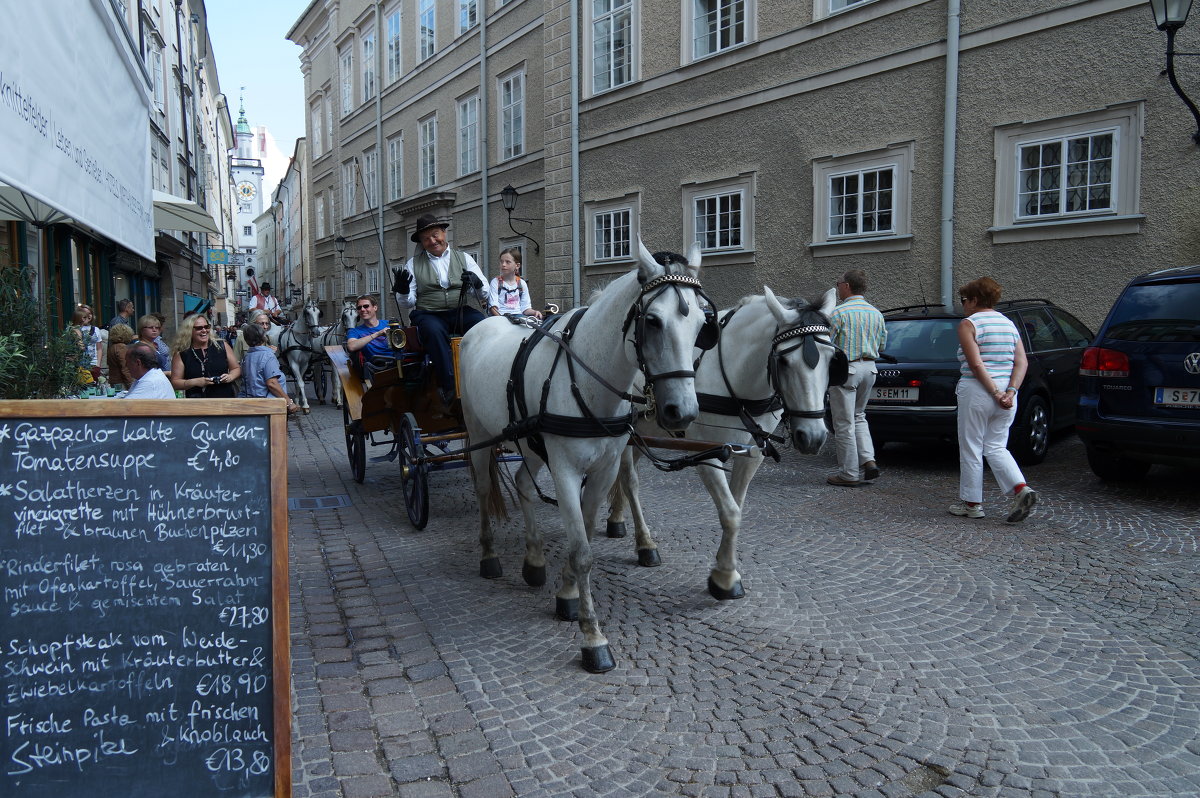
[763,285,790,325]
[685,243,701,277]
[817,287,837,316]
[635,239,658,283]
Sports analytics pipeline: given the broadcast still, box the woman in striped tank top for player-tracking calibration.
[951,277,1038,523]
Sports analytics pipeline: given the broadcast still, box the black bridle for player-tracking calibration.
[766,316,847,421]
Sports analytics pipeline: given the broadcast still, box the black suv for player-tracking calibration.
[1076,265,1200,480]
[865,299,1094,464]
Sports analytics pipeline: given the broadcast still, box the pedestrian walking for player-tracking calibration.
[826,269,886,487]
[950,276,1038,522]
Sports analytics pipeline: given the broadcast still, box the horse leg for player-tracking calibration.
[556,465,615,673]
[730,448,765,510]
[614,448,659,567]
[470,447,504,579]
[698,463,746,601]
[290,356,311,413]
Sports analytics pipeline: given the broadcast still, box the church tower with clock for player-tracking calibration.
[230,96,265,296]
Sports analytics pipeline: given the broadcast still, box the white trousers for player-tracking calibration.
[956,378,1025,503]
[829,360,877,480]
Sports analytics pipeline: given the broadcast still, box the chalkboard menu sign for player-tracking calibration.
[0,400,290,798]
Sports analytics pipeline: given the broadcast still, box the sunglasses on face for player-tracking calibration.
[194,324,210,330]
[357,304,373,310]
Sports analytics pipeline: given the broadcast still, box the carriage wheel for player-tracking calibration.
[398,412,430,529]
[343,403,366,484]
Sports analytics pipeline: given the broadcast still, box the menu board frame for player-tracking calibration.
[0,399,290,798]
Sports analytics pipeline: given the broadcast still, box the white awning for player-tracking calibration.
[152,190,220,235]
[0,181,74,227]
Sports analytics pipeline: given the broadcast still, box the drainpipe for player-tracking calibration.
[569,0,580,306]
[374,2,387,321]
[480,5,489,278]
[939,0,961,309]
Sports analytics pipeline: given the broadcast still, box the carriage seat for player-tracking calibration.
[345,325,426,384]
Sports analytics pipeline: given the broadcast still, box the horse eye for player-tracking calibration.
[645,315,663,330]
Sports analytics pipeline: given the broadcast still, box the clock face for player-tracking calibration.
[237,181,257,200]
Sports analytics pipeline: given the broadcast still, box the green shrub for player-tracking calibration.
[0,267,82,399]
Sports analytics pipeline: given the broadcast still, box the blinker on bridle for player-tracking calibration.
[623,273,718,385]
[768,320,846,419]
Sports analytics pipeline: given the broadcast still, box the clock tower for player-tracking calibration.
[230,95,264,306]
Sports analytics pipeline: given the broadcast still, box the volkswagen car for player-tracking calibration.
[1076,265,1200,480]
[865,299,1094,465]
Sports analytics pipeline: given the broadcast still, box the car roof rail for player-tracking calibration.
[995,298,1053,309]
[882,303,952,315]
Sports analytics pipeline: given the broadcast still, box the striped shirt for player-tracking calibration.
[830,296,886,361]
[958,309,1020,381]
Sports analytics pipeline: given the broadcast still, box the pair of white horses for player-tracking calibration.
[458,242,840,673]
[263,300,357,411]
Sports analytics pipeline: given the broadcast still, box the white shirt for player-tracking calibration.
[123,368,177,399]
[253,293,281,313]
[397,248,488,308]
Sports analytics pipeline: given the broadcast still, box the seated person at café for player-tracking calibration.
[121,342,177,399]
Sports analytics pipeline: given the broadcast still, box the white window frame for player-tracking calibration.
[682,173,755,262]
[419,0,436,62]
[150,43,164,112]
[387,134,404,202]
[339,46,354,115]
[991,102,1143,244]
[810,141,913,257]
[367,264,381,294]
[361,24,376,103]
[589,0,637,97]
[419,115,438,190]
[310,99,324,157]
[822,0,875,17]
[317,279,327,301]
[459,0,478,34]
[385,5,402,84]
[585,194,640,270]
[688,0,752,62]
[345,268,359,296]
[499,69,525,161]
[362,147,379,209]
[457,94,479,176]
[316,193,326,239]
[342,160,357,217]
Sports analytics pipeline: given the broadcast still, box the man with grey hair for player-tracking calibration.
[827,269,887,487]
[122,342,176,399]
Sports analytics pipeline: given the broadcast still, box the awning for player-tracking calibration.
[152,190,220,235]
[0,181,74,226]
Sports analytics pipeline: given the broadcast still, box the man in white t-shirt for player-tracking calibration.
[121,342,177,399]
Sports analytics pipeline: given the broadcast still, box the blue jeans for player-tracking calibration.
[411,306,486,393]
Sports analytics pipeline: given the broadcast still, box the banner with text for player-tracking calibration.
[0,0,153,259]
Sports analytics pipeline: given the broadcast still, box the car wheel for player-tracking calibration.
[1009,394,1050,465]
[1085,445,1152,482]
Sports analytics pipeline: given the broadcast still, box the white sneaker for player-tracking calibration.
[949,501,984,519]
[1006,486,1038,523]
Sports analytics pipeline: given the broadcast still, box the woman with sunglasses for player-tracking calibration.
[170,315,240,398]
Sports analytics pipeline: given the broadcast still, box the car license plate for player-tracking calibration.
[872,387,917,402]
[1154,387,1200,407]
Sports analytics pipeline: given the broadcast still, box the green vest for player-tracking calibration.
[413,249,469,312]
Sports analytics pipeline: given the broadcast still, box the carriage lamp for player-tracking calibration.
[499,184,542,255]
[1150,0,1200,144]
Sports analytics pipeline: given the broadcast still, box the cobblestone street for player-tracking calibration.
[285,402,1199,798]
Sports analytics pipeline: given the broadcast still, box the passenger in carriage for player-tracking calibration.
[487,247,543,321]
[392,214,489,407]
[345,294,397,382]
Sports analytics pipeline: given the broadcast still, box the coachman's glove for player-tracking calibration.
[462,270,484,291]
[392,268,412,295]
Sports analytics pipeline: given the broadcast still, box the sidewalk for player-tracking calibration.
[285,402,1200,798]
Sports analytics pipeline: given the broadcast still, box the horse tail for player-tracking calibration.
[474,452,509,522]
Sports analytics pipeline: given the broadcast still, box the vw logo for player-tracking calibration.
[1186,352,1200,375]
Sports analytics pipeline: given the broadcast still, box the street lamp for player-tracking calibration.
[1149,0,1200,144]
[499,184,542,255]
[335,235,348,264]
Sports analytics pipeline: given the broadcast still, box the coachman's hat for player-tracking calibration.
[411,213,450,243]
[260,282,272,291]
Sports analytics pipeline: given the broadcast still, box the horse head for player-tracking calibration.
[340,301,357,331]
[763,285,838,454]
[301,299,321,331]
[629,240,708,431]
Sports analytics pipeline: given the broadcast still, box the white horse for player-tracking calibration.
[277,300,322,413]
[605,287,843,600]
[459,242,710,673]
[313,301,358,408]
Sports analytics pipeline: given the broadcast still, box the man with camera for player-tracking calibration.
[345,294,399,383]
[392,213,489,407]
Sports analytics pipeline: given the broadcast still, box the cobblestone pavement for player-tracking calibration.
[284,401,1199,798]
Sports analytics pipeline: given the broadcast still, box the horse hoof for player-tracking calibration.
[480,558,503,579]
[605,521,627,538]
[556,597,579,621]
[581,645,616,673]
[303,407,311,415]
[522,561,546,586]
[637,548,662,568]
[707,576,746,601]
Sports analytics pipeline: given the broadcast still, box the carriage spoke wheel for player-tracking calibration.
[343,404,366,484]
[399,412,430,529]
